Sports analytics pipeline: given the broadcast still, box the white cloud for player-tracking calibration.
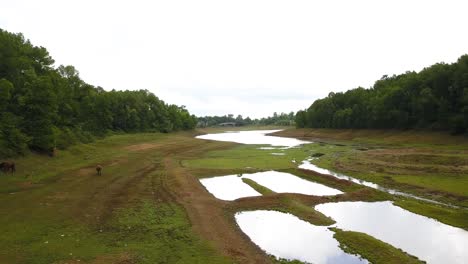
[1,0,468,117]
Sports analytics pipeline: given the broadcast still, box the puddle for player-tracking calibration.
[236,210,367,264]
[315,201,468,264]
[243,171,342,196]
[199,175,261,201]
[270,153,285,156]
[196,130,310,147]
[200,171,342,200]
[299,159,454,207]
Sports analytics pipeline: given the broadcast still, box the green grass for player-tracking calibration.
[393,199,468,230]
[270,255,306,264]
[183,144,310,171]
[0,131,233,264]
[0,196,231,264]
[242,178,275,195]
[392,174,468,197]
[237,178,334,226]
[274,129,468,204]
[280,198,335,226]
[290,142,468,207]
[331,228,424,264]
[0,132,170,193]
[282,168,361,193]
[3,127,468,263]
[107,200,231,264]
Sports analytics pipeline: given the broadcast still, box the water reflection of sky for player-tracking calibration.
[236,210,367,264]
[199,175,261,200]
[299,159,380,189]
[200,171,342,200]
[315,201,468,264]
[196,130,310,147]
[243,171,342,196]
[299,159,452,206]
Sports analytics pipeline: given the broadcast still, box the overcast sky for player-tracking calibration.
[2,0,468,118]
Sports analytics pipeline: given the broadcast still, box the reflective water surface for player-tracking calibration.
[299,159,452,206]
[299,159,380,189]
[200,171,342,200]
[315,201,468,264]
[243,171,342,196]
[235,210,367,264]
[199,175,261,201]
[196,130,310,147]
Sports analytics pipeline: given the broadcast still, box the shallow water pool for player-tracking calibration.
[315,201,468,264]
[235,210,367,264]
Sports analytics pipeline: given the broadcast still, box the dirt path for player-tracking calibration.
[164,157,271,264]
[0,133,276,264]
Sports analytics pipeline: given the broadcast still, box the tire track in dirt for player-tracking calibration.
[163,157,272,264]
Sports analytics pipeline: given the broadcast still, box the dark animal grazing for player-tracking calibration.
[49,147,57,157]
[96,165,102,176]
[0,161,16,173]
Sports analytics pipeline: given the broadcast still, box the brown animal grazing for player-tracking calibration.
[0,161,16,173]
[96,165,102,176]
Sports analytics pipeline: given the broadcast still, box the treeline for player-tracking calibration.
[296,55,468,134]
[0,29,197,158]
[197,112,295,127]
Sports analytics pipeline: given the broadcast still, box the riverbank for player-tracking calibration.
[1,127,467,264]
[0,131,270,264]
[272,128,468,208]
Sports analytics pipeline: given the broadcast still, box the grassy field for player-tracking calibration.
[274,128,468,207]
[0,132,244,264]
[1,127,467,264]
[331,228,424,264]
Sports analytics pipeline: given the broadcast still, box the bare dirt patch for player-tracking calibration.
[164,157,272,264]
[123,143,161,152]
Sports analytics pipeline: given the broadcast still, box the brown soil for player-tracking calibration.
[7,131,434,264]
[23,136,272,263]
[123,143,161,152]
[164,155,271,263]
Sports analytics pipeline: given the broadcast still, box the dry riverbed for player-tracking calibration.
[1,127,467,264]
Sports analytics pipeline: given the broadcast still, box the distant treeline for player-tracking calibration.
[0,29,197,158]
[296,55,468,134]
[198,112,295,127]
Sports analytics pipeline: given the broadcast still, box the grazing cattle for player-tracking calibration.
[49,147,57,157]
[0,161,16,173]
[96,165,102,176]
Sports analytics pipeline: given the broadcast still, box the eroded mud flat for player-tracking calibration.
[196,130,310,147]
[235,210,367,264]
[315,201,468,264]
[200,171,342,200]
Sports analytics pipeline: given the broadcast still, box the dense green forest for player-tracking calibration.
[198,112,295,127]
[296,55,468,134]
[0,29,197,158]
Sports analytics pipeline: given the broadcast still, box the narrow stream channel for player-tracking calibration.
[299,159,459,208]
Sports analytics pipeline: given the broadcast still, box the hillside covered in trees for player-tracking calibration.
[296,55,468,134]
[197,112,295,127]
[0,29,197,158]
